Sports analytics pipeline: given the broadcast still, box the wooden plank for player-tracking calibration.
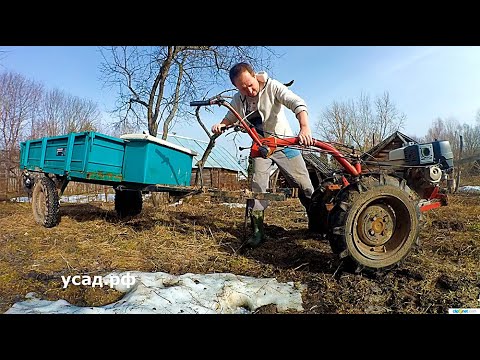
[208,189,286,201]
[136,184,286,202]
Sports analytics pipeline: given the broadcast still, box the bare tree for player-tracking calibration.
[461,122,480,158]
[407,134,427,143]
[37,88,63,136]
[316,91,405,151]
[99,46,277,139]
[316,100,351,145]
[373,91,406,142]
[353,92,375,150]
[61,95,100,134]
[0,72,43,150]
[34,88,101,138]
[0,71,43,196]
[426,117,445,141]
[0,68,104,197]
[425,116,480,177]
[426,117,462,159]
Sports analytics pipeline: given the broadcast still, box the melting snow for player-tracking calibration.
[5,272,305,314]
[457,186,480,194]
[221,203,246,208]
[10,193,116,203]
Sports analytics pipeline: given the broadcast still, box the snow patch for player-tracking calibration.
[457,186,480,194]
[5,272,305,314]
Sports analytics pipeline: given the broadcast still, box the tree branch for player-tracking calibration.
[162,58,185,140]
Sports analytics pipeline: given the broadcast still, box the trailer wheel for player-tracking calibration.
[115,189,143,218]
[32,176,60,228]
[328,175,420,271]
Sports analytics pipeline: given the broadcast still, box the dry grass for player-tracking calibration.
[0,188,479,314]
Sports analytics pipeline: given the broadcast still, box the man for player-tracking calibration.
[211,62,315,248]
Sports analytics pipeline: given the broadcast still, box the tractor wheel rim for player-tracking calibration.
[352,195,412,261]
[357,203,395,246]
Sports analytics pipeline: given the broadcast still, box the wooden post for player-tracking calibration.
[271,169,280,192]
[292,188,298,198]
[454,135,463,193]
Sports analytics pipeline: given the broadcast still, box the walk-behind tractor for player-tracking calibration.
[190,95,454,271]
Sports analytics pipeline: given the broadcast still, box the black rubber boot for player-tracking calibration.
[245,210,265,248]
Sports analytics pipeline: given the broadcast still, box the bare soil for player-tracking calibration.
[0,192,479,314]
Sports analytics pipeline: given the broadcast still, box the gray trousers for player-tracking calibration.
[247,149,314,211]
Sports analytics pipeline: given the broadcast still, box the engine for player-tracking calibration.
[388,140,454,196]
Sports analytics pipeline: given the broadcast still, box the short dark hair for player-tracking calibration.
[229,62,255,85]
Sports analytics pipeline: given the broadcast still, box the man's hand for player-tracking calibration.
[298,126,314,146]
[211,123,227,134]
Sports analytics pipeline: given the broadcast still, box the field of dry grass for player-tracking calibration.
[0,187,479,314]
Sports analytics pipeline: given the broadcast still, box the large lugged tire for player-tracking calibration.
[308,180,335,234]
[32,176,60,228]
[328,175,420,270]
[115,189,143,218]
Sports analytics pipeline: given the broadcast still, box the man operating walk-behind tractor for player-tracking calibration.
[211,62,315,249]
[192,64,454,273]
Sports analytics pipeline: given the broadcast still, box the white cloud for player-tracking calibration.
[386,47,440,75]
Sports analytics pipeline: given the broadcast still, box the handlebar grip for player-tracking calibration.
[190,100,212,107]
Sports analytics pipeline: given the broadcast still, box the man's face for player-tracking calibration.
[233,71,259,97]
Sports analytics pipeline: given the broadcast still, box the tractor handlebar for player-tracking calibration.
[190,94,361,176]
[189,100,213,107]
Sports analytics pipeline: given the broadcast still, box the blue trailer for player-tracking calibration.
[19,131,198,227]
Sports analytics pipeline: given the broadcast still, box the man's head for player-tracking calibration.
[229,62,260,98]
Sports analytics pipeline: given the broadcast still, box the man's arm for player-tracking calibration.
[273,79,313,146]
[273,79,308,117]
[296,110,314,146]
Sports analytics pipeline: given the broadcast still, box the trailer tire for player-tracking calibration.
[115,189,142,218]
[32,176,60,228]
[328,175,420,271]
